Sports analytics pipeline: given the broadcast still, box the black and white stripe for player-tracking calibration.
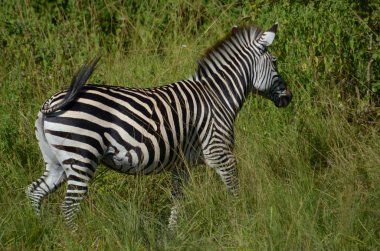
[27,24,292,230]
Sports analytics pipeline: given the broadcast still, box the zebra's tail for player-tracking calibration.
[41,56,101,115]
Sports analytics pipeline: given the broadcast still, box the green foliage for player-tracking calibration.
[0,0,379,250]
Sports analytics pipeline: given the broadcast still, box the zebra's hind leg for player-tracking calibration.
[26,163,67,216]
[27,111,67,216]
[168,167,189,232]
[61,159,96,231]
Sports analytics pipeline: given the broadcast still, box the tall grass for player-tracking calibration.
[1,0,379,250]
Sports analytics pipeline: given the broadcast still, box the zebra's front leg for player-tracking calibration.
[61,162,95,231]
[204,151,239,197]
[168,167,189,231]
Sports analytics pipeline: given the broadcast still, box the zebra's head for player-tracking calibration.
[252,24,292,108]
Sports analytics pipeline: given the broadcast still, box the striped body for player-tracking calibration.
[27,24,292,230]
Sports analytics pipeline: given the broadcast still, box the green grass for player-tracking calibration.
[1,0,379,250]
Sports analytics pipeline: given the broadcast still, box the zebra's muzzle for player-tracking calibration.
[274,87,292,108]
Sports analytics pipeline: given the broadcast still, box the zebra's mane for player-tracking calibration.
[193,25,263,80]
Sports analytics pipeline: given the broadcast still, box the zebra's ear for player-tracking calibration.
[258,23,278,47]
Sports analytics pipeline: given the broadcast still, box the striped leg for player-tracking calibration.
[27,112,67,216]
[61,161,95,231]
[168,167,189,231]
[26,163,67,216]
[204,149,239,197]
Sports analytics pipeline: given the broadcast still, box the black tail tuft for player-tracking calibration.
[41,56,101,114]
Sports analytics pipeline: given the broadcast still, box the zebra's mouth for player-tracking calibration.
[273,87,292,108]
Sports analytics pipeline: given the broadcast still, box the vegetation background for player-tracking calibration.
[1,0,379,250]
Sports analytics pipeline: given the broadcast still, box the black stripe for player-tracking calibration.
[52,144,98,163]
[68,174,88,183]
[85,85,155,112]
[152,92,177,164]
[46,117,121,149]
[68,102,147,144]
[71,166,93,179]
[79,90,155,128]
[63,158,96,173]
[45,129,104,156]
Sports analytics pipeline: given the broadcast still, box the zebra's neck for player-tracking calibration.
[192,63,251,116]
[190,27,262,120]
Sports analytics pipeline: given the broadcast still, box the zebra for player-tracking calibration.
[26,23,292,231]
